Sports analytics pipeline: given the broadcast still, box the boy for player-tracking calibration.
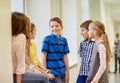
[76,20,95,83]
[41,17,70,83]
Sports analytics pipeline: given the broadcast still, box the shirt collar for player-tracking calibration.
[84,39,94,43]
[50,33,62,38]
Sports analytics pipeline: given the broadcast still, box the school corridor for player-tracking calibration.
[1,0,120,83]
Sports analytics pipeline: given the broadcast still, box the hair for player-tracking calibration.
[12,12,30,38]
[91,21,112,62]
[49,17,63,27]
[30,22,36,40]
[115,32,119,38]
[31,22,36,33]
[12,12,31,62]
[80,20,92,30]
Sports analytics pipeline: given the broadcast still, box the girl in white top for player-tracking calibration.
[86,21,112,83]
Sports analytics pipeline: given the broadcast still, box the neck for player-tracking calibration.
[95,36,102,43]
[87,38,91,43]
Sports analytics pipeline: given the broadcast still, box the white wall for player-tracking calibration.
[62,0,78,67]
[11,0,24,13]
[0,0,13,83]
[25,0,51,61]
[81,0,89,22]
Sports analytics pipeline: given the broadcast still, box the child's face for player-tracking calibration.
[30,27,36,39]
[88,24,95,39]
[49,21,63,37]
[80,27,89,39]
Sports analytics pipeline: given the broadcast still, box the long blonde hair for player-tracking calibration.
[92,21,112,62]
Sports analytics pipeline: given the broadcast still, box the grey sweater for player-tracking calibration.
[86,41,108,83]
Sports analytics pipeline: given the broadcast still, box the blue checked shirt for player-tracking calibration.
[78,39,95,76]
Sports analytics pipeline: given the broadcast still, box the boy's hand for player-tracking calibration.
[65,72,69,83]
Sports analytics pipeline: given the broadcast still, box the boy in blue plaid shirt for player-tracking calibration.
[76,20,95,83]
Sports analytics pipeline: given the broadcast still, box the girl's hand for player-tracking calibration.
[47,73,54,80]
[45,69,50,73]
[90,80,96,83]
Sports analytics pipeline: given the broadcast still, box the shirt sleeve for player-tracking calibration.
[63,39,70,55]
[41,37,49,53]
[79,42,84,57]
[16,37,26,74]
[93,44,106,83]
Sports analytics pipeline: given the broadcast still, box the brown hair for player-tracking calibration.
[12,12,30,38]
[31,23,35,33]
[80,20,92,30]
[92,21,112,61]
[49,17,63,27]
[12,12,31,61]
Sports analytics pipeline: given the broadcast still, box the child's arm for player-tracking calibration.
[38,61,50,73]
[92,44,106,83]
[63,55,69,83]
[42,52,47,67]
[16,74,22,83]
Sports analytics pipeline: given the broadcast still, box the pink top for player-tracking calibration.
[12,34,26,74]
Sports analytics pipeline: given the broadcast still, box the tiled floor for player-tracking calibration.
[109,72,120,83]
[69,57,120,83]
[108,57,120,83]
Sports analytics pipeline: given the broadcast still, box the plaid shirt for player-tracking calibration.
[78,39,95,76]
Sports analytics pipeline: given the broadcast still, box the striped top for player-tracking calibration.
[78,39,95,76]
[41,34,70,75]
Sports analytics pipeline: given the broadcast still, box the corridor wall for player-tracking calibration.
[0,0,13,83]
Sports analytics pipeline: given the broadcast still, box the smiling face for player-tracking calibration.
[80,27,89,39]
[49,21,63,37]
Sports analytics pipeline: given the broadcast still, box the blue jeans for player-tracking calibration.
[50,75,65,83]
[13,72,49,83]
[76,75,87,83]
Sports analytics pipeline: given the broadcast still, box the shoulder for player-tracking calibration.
[80,39,87,44]
[31,41,36,47]
[13,33,26,43]
[43,35,52,41]
[18,34,26,40]
[61,36,67,40]
[60,36,68,43]
[98,43,106,51]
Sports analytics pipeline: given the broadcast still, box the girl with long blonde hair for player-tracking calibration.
[86,21,112,83]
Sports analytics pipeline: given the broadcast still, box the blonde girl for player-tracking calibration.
[86,21,112,83]
[27,23,54,80]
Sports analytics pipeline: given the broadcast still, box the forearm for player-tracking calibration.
[63,55,69,74]
[42,53,47,67]
[38,62,46,69]
[93,63,106,83]
[16,74,22,83]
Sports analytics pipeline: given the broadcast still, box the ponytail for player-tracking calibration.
[102,34,112,62]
